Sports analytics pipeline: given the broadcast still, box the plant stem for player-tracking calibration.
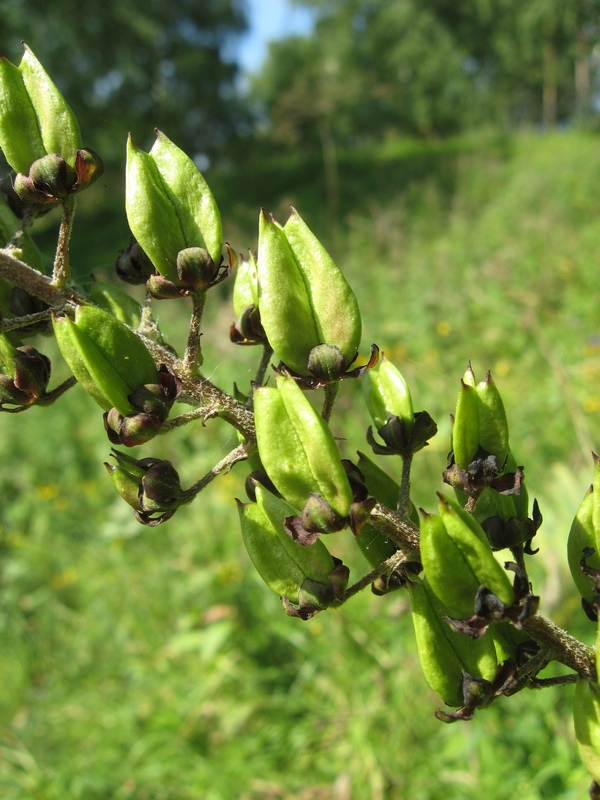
[0,249,83,306]
[184,440,255,500]
[344,551,408,601]
[52,196,77,288]
[322,381,339,422]
[397,452,413,517]
[254,343,274,392]
[522,612,596,681]
[369,502,421,556]
[183,290,206,376]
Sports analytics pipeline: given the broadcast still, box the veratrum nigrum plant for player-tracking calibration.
[1,44,600,795]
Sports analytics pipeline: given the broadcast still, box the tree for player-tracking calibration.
[1,0,248,164]
[256,0,600,143]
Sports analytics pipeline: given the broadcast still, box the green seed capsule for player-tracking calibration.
[452,379,480,469]
[52,304,158,414]
[408,575,497,708]
[125,131,222,284]
[237,484,337,608]
[574,677,600,785]
[232,252,259,317]
[0,55,45,174]
[362,354,414,435]
[420,495,514,618]
[19,44,82,169]
[256,208,361,376]
[568,454,600,605]
[253,371,353,519]
[451,365,511,471]
[475,371,509,468]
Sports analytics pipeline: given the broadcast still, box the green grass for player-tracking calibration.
[1,129,600,798]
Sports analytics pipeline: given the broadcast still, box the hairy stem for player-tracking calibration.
[184,440,255,500]
[52,196,77,288]
[397,452,413,517]
[183,290,207,376]
[344,551,408,601]
[369,502,421,557]
[522,612,596,681]
[0,250,83,306]
[321,381,339,422]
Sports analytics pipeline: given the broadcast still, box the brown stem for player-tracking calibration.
[344,551,408,601]
[0,250,84,307]
[183,440,255,500]
[369,502,421,557]
[321,381,339,422]
[183,290,206,376]
[522,613,596,681]
[52,196,77,288]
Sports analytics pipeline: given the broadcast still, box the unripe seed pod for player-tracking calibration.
[125,131,222,285]
[88,279,142,329]
[0,333,50,406]
[0,55,46,173]
[256,208,361,376]
[52,304,159,414]
[574,677,600,785]
[568,453,600,605]
[19,44,82,169]
[254,371,353,519]
[407,575,497,708]
[451,365,510,470]
[104,450,185,526]
[233,251,259,317]
[237,484,338,608]
[475,371,509,469]
[362,354,414,448]
[420,495,514,618]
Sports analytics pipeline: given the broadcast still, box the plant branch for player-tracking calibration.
[183,290,206,376]
[183,440,255,500]
[0,249,84,307]
[369,501,421,557]
[522,612,596,681]
[52,196,77,288]
[321,381,339,422]
[344,551,408,601]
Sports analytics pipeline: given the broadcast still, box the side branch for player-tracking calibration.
[369,502,421,557]
[0,249,84,307]
[522,612,597,681]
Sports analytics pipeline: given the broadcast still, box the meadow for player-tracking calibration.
[0,129,599,799]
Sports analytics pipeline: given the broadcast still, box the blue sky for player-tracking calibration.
[236,0,314,73]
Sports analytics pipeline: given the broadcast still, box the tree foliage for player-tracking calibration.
[2,0,248,163]
[255,0,600,149]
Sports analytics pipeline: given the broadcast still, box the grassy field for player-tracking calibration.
[0,129,599,798]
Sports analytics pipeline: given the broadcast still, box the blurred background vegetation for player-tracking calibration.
[1,0,600,797]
